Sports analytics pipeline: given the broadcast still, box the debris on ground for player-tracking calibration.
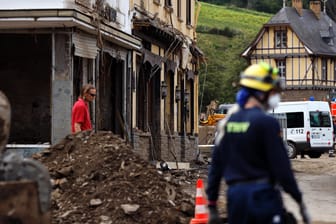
[34,131,199,224]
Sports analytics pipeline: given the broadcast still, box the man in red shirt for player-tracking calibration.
[71,84,96,133]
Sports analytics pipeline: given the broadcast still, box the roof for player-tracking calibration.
[267,7,336,56]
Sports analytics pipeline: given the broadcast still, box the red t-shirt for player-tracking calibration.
[71,98,92,133]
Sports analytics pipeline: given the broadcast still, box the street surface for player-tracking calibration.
[283,154,336,224]
[192,153,336,224]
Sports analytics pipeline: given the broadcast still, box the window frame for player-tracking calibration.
[322,58,327,81]
[186,0,191,25]
[165,0,172,7]
[276,59,286,78]
[177,0,181,19]
[309,111,331,127]
[286,112,304,128]
[274,29,287,48]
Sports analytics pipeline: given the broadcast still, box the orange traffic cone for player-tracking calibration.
[190,179,209,224]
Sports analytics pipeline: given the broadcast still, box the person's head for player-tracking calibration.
[80,84,96,102]
[238,62,284,110]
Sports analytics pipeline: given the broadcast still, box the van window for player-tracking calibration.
[309,111,331,127]
[286,112,304,128]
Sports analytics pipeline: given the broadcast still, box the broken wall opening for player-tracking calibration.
[136,62,149,131]
[136,61,162,160]
[166,70,175,135]
[73,56,95,101]
[0,34,51,143]
[97,52,124,136]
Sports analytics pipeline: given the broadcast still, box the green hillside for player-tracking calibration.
[197,2,272,111]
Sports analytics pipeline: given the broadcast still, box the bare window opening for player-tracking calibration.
[143,40,151,51]
[186,0,192,25]
[165,0,172,7]
[137,62,150,131]
[165,71,174,134]
[177,0,181,19]
[96,53,124,136]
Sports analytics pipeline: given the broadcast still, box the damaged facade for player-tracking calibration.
[0,0,203,162]
[241,0,336,101]
[130,0,203,162]
[0,0,141,146]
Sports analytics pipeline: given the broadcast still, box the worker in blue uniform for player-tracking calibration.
[206,62,311,224]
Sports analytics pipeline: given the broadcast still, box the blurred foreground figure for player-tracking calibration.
[0,90,52,224]
[0,91,10,152]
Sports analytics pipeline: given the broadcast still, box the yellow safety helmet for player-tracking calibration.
[239,62,283,92]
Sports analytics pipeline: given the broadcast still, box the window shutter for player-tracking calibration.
[73,33,99,59]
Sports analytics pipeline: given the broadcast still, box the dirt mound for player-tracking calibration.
[34,131,195,224]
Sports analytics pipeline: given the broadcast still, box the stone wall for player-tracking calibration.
[198,126,216,145]
[132,129,198,162]
[282,89,330,102]
[132,130,152,161]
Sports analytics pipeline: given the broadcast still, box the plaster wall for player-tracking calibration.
[0,0,132,34]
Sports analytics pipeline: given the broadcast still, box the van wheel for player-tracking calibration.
[307,152,322,158]
[286,142,297,159]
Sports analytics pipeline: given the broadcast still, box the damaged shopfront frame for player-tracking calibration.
[0,7,141,153]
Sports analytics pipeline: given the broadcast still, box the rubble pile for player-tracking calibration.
[34,131,196,224]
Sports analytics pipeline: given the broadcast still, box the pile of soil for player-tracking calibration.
[34,131,198,224]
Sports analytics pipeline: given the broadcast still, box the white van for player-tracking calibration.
[270,101,333,158]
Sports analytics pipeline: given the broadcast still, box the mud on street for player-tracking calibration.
[202,154,336,224]
[33,132,336,224]
[283,155,336,224]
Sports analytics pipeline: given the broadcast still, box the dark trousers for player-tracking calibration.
[227,182,285,224]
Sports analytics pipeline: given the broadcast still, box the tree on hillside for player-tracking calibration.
[197,0,336,110]
[231,0,247,7]
[199,0,312,13]
[247,0,257,8]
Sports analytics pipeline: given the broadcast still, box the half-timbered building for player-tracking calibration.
[242,0,336,101]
